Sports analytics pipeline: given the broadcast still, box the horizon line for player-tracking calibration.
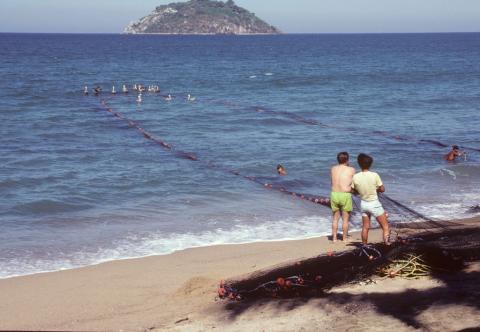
[0,31,479,35]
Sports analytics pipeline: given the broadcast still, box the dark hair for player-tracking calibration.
[276,164,284,170]
[452,145,459,150]
[357,153,373,170]
[337,152,349,164]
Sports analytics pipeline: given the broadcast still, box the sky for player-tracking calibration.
[0,0,479,33]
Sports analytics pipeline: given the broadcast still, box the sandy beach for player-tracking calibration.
[1,218,479,331]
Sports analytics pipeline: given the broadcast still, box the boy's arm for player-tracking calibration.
[376,173,385,193]
[351,184,358,195]
[351,175,358,195]
[350,168,356,194]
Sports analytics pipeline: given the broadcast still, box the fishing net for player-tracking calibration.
[218,226,480,300]
[85,90,479,301]
[90,93,469,232]
[97,93,461,225]
[236,103,480,153]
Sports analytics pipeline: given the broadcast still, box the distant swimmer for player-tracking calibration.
[111,86,117,95]
[137,93,143,103]
[187,94,196,102]
[276,164,287,176]
[444,145,465,161]
[164,94,173,101]
[139,85,146,92]
[133,84,138,91]
[122,85,128,93]
[83,86,89,95]
[154,86,160,93]
[93,86,102,95]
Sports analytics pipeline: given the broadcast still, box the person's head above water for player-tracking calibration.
[337,151,349,165]
[444,145,465,161]
[277,164,287,176]
[357,153,373,170]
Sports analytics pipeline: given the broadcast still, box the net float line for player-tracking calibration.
[91,93,452,231]
[85,88,479,152]
[97,97,332,208]
[211,99,480,153]
[95,95,451,225]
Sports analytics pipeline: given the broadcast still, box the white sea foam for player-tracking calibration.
[414,191,480,219]
[0,215,340,279]
[249,75,257,79]
[3,191,479,280]
[264,72,273,76]
[440,168,457,180]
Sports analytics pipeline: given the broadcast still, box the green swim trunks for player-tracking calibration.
[330,192,353,212]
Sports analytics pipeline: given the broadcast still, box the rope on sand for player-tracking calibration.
[217,248,374,301]
[359,244,382,261]
[377,254,432,279]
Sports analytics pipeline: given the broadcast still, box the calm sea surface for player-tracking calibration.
[1,33,479,278]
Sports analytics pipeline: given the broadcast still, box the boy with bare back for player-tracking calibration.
[330,152,356,242]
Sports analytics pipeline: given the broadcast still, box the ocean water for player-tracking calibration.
[1,33,479,278]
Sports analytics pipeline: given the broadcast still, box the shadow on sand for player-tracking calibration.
[221,227,480,330]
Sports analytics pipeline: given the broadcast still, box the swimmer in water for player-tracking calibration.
[444,145,465,161]
[276,164,287,176]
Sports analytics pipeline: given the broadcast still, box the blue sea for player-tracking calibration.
[1,33,479,278]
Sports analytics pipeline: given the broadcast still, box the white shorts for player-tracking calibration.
[360,199,385,218]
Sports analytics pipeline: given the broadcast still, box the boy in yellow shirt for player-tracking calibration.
[352,153,390,245]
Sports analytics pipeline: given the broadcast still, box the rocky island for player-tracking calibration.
[124,0,281,35]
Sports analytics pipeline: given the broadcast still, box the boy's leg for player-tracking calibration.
[376,213,390,245]
[361,215,370,244]
[332,211,340,242]
[341,211,350,242]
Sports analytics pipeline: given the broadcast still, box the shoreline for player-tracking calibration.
[0,226,340,281]
[2,213,475,280]
[1,216,478,331]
